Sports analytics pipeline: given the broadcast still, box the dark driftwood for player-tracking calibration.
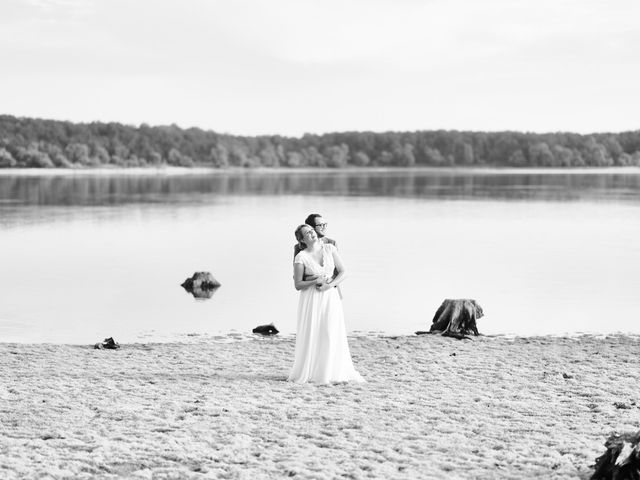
[94,337,120,350]
[416,299,484,339]
[591,431,640,480]
[181,272,221,299]
[252,324,279,336]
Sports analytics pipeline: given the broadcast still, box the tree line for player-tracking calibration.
[1,114,639,169]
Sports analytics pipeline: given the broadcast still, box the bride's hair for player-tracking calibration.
[294,224,310,250]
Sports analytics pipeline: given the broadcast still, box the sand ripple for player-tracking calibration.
[2,334,639,479]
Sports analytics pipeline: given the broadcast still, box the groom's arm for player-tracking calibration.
[325,238,339,279]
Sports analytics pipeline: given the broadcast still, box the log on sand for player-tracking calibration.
[416,299,484,339]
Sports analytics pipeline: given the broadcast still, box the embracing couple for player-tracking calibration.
[287,214,365,385]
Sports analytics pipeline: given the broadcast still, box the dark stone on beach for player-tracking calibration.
[94,337,120,349]
[591,431,640,480]
[181,272,221,299]
[252,324,279,336]
[415,299,483,339]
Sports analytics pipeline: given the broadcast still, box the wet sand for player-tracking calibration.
[1,334,639,479]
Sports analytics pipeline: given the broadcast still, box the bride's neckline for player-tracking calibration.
[305,244,325,266]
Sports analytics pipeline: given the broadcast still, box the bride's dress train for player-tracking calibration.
[288,244,364,384]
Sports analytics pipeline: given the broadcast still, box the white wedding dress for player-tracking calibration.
[288,243,364,384]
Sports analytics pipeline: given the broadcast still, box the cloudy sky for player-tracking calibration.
[1,0,639,136]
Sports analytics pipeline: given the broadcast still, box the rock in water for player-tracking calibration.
[186,284,218,300]
[416,299,484,339]
[591,431,640,480]
[252,324,279,336]
[181,272,221,299]
[94,337,120,349]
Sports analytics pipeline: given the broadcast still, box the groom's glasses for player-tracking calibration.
[315,223,328,229]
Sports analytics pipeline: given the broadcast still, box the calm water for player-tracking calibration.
[1,168,639,343]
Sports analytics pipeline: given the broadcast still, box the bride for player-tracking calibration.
[288,224,364,384]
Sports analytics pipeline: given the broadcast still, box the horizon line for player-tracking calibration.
[2,112,639,139]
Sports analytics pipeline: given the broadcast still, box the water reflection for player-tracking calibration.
[1,169,640,207]
[183,286,219,300]
[1,169,639,342]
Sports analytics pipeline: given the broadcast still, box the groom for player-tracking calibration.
[294,213,342,297]
[293,213,337,258]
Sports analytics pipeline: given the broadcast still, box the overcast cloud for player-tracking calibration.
[1,0,638,136]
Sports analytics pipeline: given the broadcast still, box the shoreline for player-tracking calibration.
[1,165,640,177]
[2,333,639,479]
[3,330,640,346]
[0,330,640,347]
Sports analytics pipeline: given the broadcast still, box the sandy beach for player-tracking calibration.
[2,334,639,479]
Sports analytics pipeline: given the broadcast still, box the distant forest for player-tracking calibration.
[1,114,640,169]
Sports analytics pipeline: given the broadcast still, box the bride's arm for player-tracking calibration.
[293,263,319,291]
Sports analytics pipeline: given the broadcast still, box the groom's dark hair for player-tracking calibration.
[305,213,322,227]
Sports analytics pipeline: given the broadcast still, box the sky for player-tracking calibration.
[1,0,639,137]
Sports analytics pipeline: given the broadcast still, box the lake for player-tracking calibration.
[1,167,639,343]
